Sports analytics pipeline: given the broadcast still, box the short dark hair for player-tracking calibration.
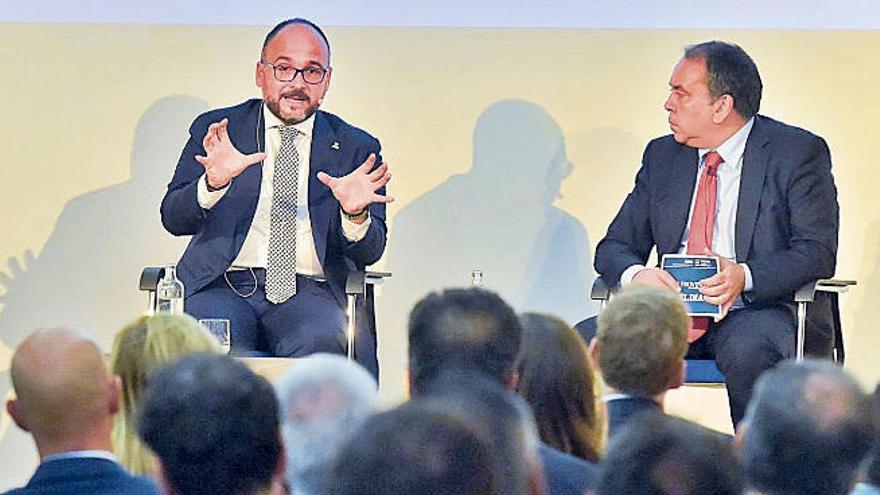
[262,18,331,63]
[741,360,875,495]
[327,400,500,495]
[596,414,743,495]
[138,353,282,495]
[407,288,523,394]
[684,40,762,119]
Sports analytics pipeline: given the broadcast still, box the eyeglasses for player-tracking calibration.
[260,60,328,84]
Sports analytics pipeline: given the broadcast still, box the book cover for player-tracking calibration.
[660,254,721,317]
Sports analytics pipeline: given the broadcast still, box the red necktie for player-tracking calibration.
[686,151,723,343]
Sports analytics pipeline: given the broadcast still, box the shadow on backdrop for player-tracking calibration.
[379,100,596,377]
[0,95,208,490]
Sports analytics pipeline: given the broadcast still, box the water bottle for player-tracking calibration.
[156,264,185,314]
[470,269,484,287]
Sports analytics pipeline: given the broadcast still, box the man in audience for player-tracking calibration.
[739,360,874,495]
[138,353,284,495]
[274,353,379,495]
[327,400,498,495]
[4,328,157,494]
[423,369,546,495]
[408,287,599,494]
[851,384,880,495]
[595,414,743,495]
[588,285,689,437]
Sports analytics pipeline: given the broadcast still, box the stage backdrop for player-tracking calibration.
[1,18,879,488]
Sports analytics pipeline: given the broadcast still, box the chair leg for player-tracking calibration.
[796,301,807,361]
[346,294,357,361]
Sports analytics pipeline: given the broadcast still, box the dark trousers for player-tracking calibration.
[575,304,795,428]
[185,269,346,358]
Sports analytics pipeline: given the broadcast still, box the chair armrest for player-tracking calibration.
[346,270,393,296]
[139,266,165,292]
[591,276,611,302]
[794,279,857,303]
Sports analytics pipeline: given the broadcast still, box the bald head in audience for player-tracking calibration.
[6,328,120,458]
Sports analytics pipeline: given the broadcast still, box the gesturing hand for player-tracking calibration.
[317,153,394,217]
[195,118,267,189]
[699,249,745,319]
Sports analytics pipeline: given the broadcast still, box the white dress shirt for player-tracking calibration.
[622,118,755,297]
[196,105,370,277]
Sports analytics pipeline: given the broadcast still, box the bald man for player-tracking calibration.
[4,328,157,494]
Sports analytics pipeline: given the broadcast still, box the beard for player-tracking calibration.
[265,88,322,125]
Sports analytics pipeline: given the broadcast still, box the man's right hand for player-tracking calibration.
[195,118,267,189]
[632,267,681,292]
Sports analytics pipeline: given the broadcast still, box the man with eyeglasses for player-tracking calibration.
[160,18,391,375]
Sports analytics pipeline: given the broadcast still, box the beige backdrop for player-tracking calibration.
[1,24,878,487]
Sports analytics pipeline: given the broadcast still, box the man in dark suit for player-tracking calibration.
[593,41,839,426]
[161,18,391,373]
[4,328,157,495]
[587,285,689,438]
[408,288,599,495]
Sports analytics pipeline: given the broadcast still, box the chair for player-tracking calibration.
[588,276,855,384]
[139,267,391,362]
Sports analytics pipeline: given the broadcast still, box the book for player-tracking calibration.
[660,254,721,317]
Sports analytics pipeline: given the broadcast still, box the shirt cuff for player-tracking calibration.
[741,263,753,292]
[620,264,647,285]
[341,211,371,242]
[197,175,230,209]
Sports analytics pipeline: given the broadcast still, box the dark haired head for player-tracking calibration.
[596,414,743,495]
[138,353,282,495]
[262,18,331,63]
[740,360,874,495]
[407,287,522,395]
[683,40,762,119]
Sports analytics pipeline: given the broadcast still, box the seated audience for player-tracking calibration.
[327,400,500,495]
[595,414,743,495]
[423,368,546,495]
[138,353,283,495]
[587,285,689,438]
[851,384,880,495]
[110,314,220,475]
[408,287,599,494]
[274,353,379,495]
[739,360,875,495]
[518,312,604,463]
[4,328,157,494]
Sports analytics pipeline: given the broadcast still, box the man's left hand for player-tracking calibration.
[699,249,745,319]
[317,153,394,221]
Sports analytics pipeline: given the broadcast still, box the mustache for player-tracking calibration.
[281,89,310,100]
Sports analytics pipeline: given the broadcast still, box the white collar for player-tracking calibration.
[263,103,316,138]
[698,116,755,169]
[42,450,118,464]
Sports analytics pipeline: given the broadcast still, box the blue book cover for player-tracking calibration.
[660,255,721,317]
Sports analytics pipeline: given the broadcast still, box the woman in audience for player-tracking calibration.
[517,312,604,463]
[110,313,220,476]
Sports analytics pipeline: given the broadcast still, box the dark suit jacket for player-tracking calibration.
[161,99,387,306]
[595,116,839,343]
[606,395,663,439]
[538,442,600,495]
[3,457,158,495]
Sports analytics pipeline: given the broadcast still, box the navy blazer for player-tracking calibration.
[161,99,387,306]
[3,457,158,495]
[595,115,838,307]
[606,396,663,439]
[538,442,600,495]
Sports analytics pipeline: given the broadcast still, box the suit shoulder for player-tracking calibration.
[191,99,261,129]
[757,115,826,146]
[644,134,683,155]
[319,110,380,147]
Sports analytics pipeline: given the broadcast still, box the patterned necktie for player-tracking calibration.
[686,151,724,343]
[265,125,301,304]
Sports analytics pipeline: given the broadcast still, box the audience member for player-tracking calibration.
[739,360,875,495]
[138,353,283,495]
[327,400,499,495]
[4,328,157,494]
[408,287,599,494]
[588,285,689,438]
[423,368,546,495]
[274,353,379,495]
[595,413,743,495]
[110,314,220,475]
[851,384,880,495]
[518,312,604,463]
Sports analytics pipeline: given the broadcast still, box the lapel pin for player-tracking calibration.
[331,141,340,150]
